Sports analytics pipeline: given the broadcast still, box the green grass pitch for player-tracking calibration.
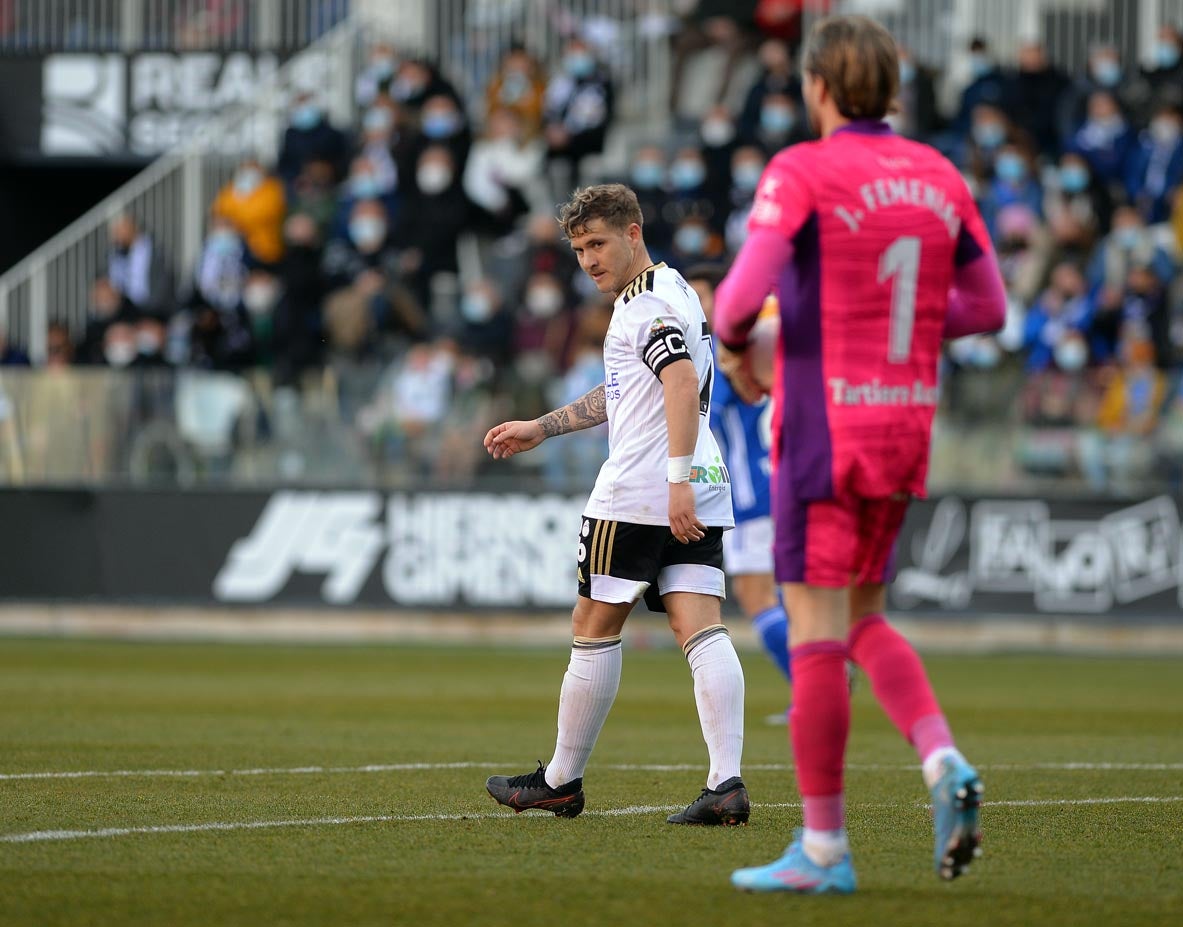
[1,637,1181,926]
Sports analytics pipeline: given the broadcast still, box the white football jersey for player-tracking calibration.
[583,262,734,528]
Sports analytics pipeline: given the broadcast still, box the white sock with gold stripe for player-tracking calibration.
[544,636,622,789]
[684,626,745,790]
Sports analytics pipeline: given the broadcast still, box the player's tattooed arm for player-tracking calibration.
[536,384,607,437]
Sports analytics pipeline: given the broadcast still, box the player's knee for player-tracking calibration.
[849,584,888,620]
[571,595,630,640]
[664,592,722,642]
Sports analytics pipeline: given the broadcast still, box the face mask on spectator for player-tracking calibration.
[392,75,426,100]
[701,118,735,147]
[526,285,564,319]
[207,229,239,256]
[422,111,461,139]
[1054,338,1088,372]
[136,330,163,355]
[969,54,992,78]
[234,167,263,196]
[369,55,396,80]
[1115,226,1141,249]
[631,160,665,189]
[1092,59,1122,87]
[1059,164,1090,193]
[760,105,796,135]
[500,72,530,103]
[732,162,764,192]
[104,342,136,368]
[243,281,279,315]
[349,216,387,249]
[417,163,453,194]
[970,338,1001,369]
[670,159,706,190]
[674,225,708,255]
[972,121,1005,149]
[1150,117,1181,145]
[364,107,393,133]
[350,173,382,200]
[899,60,916,84]
[291,104,322,130]
[995,153,1027,183]
[1155,41,1181,69]
[1087,113,1126,138]
[564,52,596,78]
[461,293,494,323]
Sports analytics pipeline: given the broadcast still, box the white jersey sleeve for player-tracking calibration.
[583,264,734,528]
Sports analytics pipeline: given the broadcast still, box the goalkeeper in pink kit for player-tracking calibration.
[714,16,1007,893]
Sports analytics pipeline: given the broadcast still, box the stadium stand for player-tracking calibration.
[1,0,1183,497]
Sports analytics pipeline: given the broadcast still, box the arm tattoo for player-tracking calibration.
[536,384,607,438]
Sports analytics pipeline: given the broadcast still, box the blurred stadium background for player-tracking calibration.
[1,0,1182,643]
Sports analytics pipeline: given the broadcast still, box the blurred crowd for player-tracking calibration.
[5,2,1183,492]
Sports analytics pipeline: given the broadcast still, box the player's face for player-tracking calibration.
[569,219,641,294]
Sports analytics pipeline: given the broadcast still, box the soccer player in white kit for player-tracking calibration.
[483,184,749,825]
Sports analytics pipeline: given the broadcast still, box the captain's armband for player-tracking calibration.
[642,325,691,377]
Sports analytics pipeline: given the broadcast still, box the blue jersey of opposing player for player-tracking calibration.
[710,351,772,525]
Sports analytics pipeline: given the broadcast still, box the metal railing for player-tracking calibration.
[0,0,353,51]
[431,0,672,122]
[809,0,1183,75]
[1,364,1176,496]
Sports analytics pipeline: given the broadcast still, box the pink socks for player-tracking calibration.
[789,640,850,831]
[847,613,953,760]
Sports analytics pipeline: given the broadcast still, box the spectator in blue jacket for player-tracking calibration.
[1125,103,1183,222]
[980,144,1043,242]
[952,37,1011,137]
[1024,261,1095,372]
[1069,90,1138,188]
[277,92,351,187]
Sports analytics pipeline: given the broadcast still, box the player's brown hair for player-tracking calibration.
[557,184,643,239]
[802,15,899,122]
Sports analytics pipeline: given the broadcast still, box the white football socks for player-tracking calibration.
[803,828,850,867]
[544,637,622,789]
[684,625,745,790]
[921,745,967,791]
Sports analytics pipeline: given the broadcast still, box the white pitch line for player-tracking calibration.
[985,796,1183,808]
[0,762,495,782]
[3,760,1183,782]
[1,798,1178,846]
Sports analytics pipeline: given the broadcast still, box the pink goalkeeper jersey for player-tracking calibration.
[731,121,994,502]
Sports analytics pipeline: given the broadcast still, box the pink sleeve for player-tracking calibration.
[714,150,813,349]
[945,254,1006,338]
[944,190,1006,339]
[714,229,795,349]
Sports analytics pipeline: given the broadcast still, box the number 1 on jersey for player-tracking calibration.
[878,235,921,364]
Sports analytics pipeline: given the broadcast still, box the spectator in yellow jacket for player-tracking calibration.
[212,159,287,267]
[1083,330,1167,492]
[484,45,548,139]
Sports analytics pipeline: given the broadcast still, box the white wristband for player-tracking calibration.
[667,455,693,484]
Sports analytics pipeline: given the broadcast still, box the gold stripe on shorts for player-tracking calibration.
[600,520,619,577]
[589,519,605,575]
